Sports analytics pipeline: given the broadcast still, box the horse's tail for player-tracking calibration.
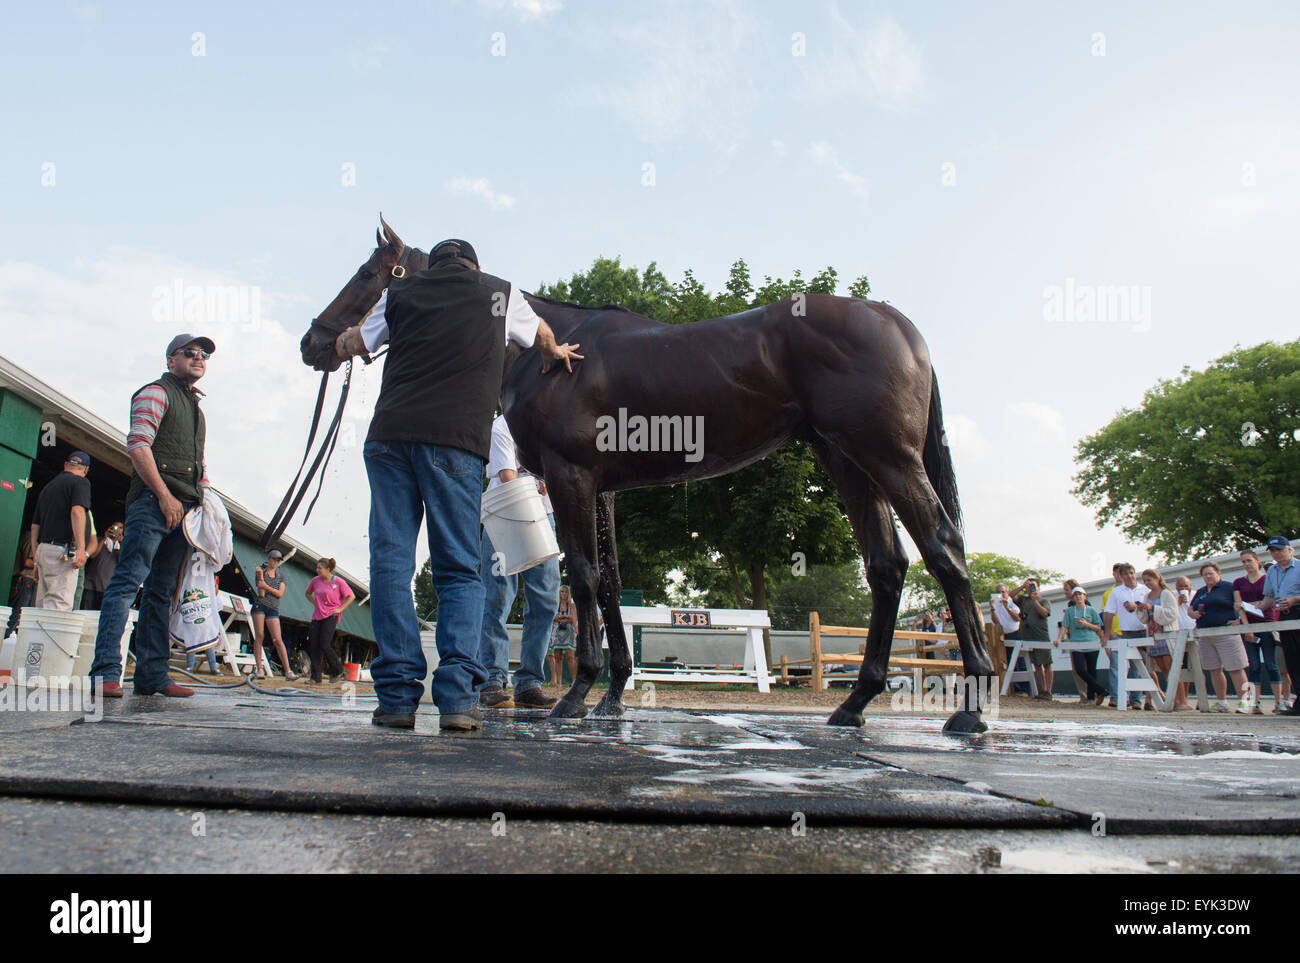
[922,367,962,531]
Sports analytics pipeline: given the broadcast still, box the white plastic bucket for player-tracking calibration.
[71,610,139,681]
[480,476,560,576]
[15,610,86,684]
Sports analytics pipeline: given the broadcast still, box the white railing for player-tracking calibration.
[619,606,775,693]
[1001,619,1299,710]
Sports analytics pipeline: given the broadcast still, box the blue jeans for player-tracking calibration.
[187,646,218,672]
[364,441,488,715]
[477,516,560,694]
[1107,632,1146,705]
[1243,631,1281,685]
[89,489,193,691]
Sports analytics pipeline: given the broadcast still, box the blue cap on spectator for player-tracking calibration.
[1267,535,1290,549]
[66,451,90,467]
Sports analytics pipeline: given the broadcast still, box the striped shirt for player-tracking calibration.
[127,384,208,486]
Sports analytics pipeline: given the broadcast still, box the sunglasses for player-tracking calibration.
[178,347,210,360]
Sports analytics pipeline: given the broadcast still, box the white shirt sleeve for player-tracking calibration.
[485,416,517,485]
[1103,591,1119,615]
[504,284,542,348]
[359,290,389,354]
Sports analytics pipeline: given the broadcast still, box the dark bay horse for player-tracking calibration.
[301,218,994,734]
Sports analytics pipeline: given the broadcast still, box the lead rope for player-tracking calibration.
[260,360,353,548]
[261,248,408,550]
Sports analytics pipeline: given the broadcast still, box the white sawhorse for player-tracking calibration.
[1113,630,1216,711]
[620,606,775,693]
[998,639,1050,696]
[1108,636,1163,710]
[1000,640,1115,698]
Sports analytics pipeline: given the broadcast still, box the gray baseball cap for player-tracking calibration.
[167,334,216,357]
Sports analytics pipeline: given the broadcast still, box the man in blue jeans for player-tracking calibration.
[90,334,215,698]
[477,414,560,710]
[334,238,580,731]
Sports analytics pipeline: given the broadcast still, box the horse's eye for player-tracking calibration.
[359,268,376,281]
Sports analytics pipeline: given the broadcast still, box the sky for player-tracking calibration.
[1,0,1297,588]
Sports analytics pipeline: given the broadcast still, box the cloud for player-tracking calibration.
[1006,400,1067,441]
[813,8,927,113]
[0,249,380,580]
[445,176,517,211]
[587,1,760,145]
[348,39,392,74]
[808,141,870,200]
[933,404,1153,579]
[477,0,562,21]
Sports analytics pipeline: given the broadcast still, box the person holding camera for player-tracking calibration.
[1016,579,1054,700]
[252,549,296,680]
[990,583,1029,694]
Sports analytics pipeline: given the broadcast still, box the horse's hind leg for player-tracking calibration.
[811,440,909,727]
[543,459,600,719]
[872,458,993,734]
[591,493,630,718]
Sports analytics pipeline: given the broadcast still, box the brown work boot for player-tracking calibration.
[513,687,557,709]
[479,684,515,709]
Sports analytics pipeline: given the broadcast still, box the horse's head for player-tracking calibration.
[300,215,426,371]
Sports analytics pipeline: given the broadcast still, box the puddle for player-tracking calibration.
[999,847,1158,873]
[655,765,887,795]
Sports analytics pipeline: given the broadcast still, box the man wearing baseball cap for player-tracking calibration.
[333,236,581,731]
[1260,536,1300,715]
[29,451,94,610]
[89,334,215,698]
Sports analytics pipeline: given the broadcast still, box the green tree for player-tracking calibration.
[765,561,873,631]
[1073,341,1300,559]
[902,552,1063,617]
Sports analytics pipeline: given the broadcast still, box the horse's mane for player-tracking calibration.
[523,292,633,313]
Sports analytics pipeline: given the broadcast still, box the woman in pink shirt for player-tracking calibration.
[305,558,354,683]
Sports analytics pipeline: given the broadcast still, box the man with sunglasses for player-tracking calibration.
[89,334,215,698]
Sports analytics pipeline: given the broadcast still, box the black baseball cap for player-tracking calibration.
[66,451,91,467]
[1267,536,1291,549]
[429,238,478,267]
[166,334,216,357]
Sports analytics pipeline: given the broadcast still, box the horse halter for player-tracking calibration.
[270,244,417,551]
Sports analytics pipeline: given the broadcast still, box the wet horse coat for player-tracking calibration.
[301,221,994,733]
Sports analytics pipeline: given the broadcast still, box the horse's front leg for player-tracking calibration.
[591,493,629,717]
[545,460,600,719]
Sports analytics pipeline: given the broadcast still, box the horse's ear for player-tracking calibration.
[375,227,383,249]
[379,213,404,254]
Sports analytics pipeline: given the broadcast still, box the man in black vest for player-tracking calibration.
[90,334,215,698]
[334,239,580,731]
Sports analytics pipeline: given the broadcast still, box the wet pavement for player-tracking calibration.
[0,683,1297,871]
[3,797,1296,873]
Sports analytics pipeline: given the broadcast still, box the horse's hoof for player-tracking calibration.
[591,697,625,718]
[942,710,987,734]
[549,698,589,719]
[827,706,865,727]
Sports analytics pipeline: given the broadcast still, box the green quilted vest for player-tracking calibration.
[126,372,207,506]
